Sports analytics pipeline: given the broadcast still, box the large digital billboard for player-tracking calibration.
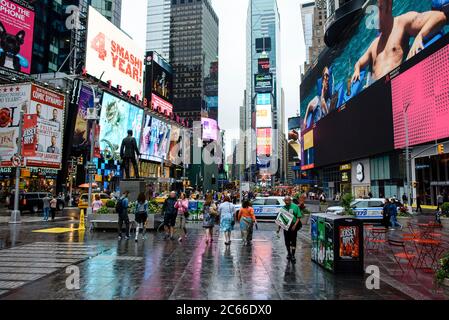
[86,6,144,98]
[255,73,273,93]
[300,0,449,131]
[257,128,272,156]
[256,105,272,128]
[73,85,95,150]
[0,0,34,74]
[140,114,171,162]
[0,84,65,169]
[99,92,144,160]
[201,117,218,141]
[144,51,173,114]
[391,41,449,149]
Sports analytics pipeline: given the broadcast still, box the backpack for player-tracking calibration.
[115,198,123,214]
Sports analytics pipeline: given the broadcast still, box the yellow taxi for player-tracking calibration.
[154,193,168,204]
[78,193,111,209]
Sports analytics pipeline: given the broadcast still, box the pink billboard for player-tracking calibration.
[391,43,449,149]
[0,0,35,74]
[201,117,218,141]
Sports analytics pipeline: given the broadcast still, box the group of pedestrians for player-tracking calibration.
[382,198,402,230]
[114,191,304,264]
[42,194,58,222]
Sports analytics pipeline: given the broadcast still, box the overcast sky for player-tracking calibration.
[121,0,307,155]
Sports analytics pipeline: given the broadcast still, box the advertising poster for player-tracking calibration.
[140,115,171,162]
[168,125,181,163]
[151,94,173,115]
[256,105,272,128]
[99,92,144,160]
[324,222,334,271]
[0,84,29,166]
[73,85,94,150]
[300,0,449,131]
[94,123,101,159]
[275,208,294,231]
[317,217,326,265]
[22,113,37,157]
[201,117,218,141]
[339,226,360,260]
[311,216,319,262]
[27,85,65,169]
[86,6,144,97]
[151,59,173,103]
[255,73,273,93]
[0,0,35,74]
[256,128,271,155]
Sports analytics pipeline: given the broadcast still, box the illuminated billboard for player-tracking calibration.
[257,128,272,156]
[86,6,144,97]
[392,40,449,149]
[0,0,34,74]
[255,73,273,93]
[73,85,95,150]
[99,92,144,159]
[140,114,171,162]
[300,0,449,131]
[256,105,272,128]
[201,117,218,141]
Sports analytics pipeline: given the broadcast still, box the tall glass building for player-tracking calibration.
[146,0,171,61]
[245,0,281,181]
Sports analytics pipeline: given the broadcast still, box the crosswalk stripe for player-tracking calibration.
[0,281,26,289]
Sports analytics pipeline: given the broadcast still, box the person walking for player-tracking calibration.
[238,200,257,246]
[437,193,444,211]
[382,198,391,229]
[117,191,130,240]
[416,194,423,213]
[134,192,148,242]
[175,192,189,242]
[202,195,217,244]
[92,194,103,214]
[162,191,178,240]
[49,195,57,221]
[41,194,50,221]
[218,196,236,246]
[281,196,302,264]
[389,198,402,230]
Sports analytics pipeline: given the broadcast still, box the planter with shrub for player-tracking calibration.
[341,193,355,216]
[436,252,449,292]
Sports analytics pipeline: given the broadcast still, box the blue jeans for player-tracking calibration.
[43,207,50,221]
[390,215,402,228]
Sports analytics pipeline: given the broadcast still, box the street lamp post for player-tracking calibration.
[403,103,412,211]
[10,109,24,224]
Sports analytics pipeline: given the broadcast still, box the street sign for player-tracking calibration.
[11,155,21,168]
[88,168,97,175]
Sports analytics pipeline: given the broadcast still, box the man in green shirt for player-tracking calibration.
[282,196,303,263]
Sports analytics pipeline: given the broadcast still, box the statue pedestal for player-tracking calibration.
[120,179,145,202]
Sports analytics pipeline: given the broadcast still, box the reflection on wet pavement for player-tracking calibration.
[0,220,412,300]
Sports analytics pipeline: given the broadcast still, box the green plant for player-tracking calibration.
[435,252,449,285]
[301,207,311,216]
[341,193,355,216]
[106,199,116,208]
[128,201,136,213]
[148,200,160,214]
[442,203,449,216]
[97,206,110,215]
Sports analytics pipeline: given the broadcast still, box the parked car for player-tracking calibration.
[8,192,65,214]
[78,193,111,209]
[236,197,285,220]
[326,198,387,220]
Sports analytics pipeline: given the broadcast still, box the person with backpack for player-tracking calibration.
[117,191,130,240]
[162,191,178,240]
[134,192,148,242]
[175,192,189,242]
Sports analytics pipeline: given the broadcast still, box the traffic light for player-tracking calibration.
[437,144,445,155]
[77,156,84,165]
[413,181,417,188]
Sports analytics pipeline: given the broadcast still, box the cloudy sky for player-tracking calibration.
[121,0,307,155]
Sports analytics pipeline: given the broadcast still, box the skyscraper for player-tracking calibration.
[245,0,281,184]
[169,0,219,122]
[301,1,315,65]
[146,0,171,61]
[90,0,122,27]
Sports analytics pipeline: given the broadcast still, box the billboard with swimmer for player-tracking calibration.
[300,0,449,131]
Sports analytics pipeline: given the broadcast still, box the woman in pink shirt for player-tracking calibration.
[174,192,189,242]
[92,194,103,214]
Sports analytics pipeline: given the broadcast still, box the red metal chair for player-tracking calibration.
[388,239,418,277]
[367,227,388,254]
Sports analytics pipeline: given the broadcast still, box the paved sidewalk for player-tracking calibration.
[0,220,411,300]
